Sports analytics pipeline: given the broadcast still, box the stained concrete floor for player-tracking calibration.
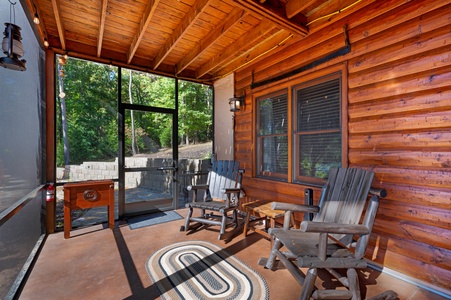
[19,210,449,300]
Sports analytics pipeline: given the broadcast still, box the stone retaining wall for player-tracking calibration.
[57,158,211,194]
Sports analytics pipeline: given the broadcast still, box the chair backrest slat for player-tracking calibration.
[206,160,242,201]
[313,167,374,245]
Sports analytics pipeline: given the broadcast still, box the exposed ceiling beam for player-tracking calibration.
[196,21,275,78]
[232,0,308,36]
[153,0,212,70]
[176,7,247,75]
[127,0,161,64]
[97,0,109,58]
[51,0,66,50]
[286,0,317,19]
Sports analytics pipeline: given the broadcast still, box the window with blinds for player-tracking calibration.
[294,74,342,182]
[256,89,288,180]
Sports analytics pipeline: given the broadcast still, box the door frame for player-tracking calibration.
[117,68,179,218]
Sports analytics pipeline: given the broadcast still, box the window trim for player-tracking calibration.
[255,88,289,181]
[293,71,343,185]
[252,63,348,185]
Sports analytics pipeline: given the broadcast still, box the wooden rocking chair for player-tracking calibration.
[180,160,244,240]
[259,167,397,300]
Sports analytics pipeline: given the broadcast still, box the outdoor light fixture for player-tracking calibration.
[229,96,244,112]
[0,22,26,71]
[0,1,26,71]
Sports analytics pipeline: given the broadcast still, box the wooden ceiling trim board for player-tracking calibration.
[51,0,66,50]
[306,0,339,19]
[232,0,308,36]
[236,0,382,77]
[195,20,275,78]
[97,0,109,57]
[127,0,161,64]
[215,29,292,77]
[211,26,278,73]
[153,0,213,70]
[176,7,247,74]
[285,0,316,19]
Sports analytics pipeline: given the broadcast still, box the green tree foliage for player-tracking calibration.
[178,80,213,144]
[56,58,212,166]
[56,58,118,166]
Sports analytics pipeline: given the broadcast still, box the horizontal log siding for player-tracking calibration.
[233,0,451,292]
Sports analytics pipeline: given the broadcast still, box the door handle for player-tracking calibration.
[157,166,177,171]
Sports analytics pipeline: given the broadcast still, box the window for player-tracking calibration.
[294,73,342,183]
[256,90,288,181]
[255,68,345,185]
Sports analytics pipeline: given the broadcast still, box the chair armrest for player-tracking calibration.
[300,221,370,235]
[271,202,320,214]
[220,188,241,194]
[187,184,209,191]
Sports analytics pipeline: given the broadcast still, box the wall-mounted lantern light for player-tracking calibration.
[0,23,26,71]
[229,96,244,112]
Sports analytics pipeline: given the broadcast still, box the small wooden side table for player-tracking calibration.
[63,180,114,239]
[242,200,289,241]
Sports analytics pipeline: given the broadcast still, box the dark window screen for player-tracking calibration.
[295,76,342,182]
[257,91,288,180]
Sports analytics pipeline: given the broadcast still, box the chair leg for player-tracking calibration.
[183,207,193,231]
[221,212,227,232]
[233,209,238,226]
[265,238,282,269]
[347,268,361,300]
[243,209,251,237]
[299,268,317,300]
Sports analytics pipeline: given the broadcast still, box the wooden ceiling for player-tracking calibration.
[25,0,362,83]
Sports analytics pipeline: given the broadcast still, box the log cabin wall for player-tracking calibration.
[233,0,451,293]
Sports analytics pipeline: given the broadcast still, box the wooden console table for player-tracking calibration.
[63,180,114,238]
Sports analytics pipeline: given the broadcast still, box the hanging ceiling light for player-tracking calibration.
[0,1,26,71]
[33,12,40,24]
[32,0,40,24]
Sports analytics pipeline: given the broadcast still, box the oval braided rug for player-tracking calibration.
[146,241,269,300]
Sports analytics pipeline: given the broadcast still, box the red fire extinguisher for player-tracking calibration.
[46,183,55,202]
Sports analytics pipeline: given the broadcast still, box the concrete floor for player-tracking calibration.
[19,209,449,300]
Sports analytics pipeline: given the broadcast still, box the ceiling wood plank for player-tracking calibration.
[286,0,317,19]
[97,0,109,57]
[127,0,161,64]
[153,0,212,70]
[232,0,308,36]
[51,0,66,50]
[214,29,292,77]
[176,7,247,75]
[196,20,275,78]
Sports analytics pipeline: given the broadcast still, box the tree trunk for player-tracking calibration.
[129,70,138,155]
[58,62,70,165]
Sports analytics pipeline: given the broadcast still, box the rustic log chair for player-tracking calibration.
[180,160,244,240]
[258,167,397,300]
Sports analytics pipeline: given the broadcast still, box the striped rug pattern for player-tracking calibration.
[146,241,269,300]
